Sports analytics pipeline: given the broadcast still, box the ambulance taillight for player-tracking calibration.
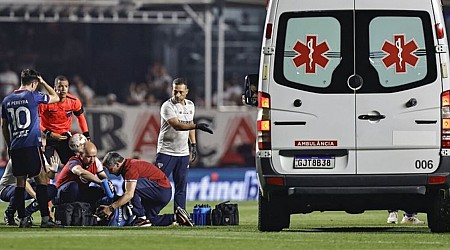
[257,91,271,150]
[441,91,450,148]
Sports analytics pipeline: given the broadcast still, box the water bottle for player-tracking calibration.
[198,204,211,226]
[101,179,114,199]
[193,205,200,225]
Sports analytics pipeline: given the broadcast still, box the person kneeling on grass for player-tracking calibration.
[53,141,109,207]
[96,151,194,227]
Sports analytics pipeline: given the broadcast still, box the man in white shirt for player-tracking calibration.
[156,78,213,215]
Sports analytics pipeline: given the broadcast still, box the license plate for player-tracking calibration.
[294,156,335,169]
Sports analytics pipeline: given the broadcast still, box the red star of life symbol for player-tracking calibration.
[292,35,330,74]
[381,34,419,73]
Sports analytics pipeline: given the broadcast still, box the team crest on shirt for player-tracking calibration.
[157,162,163,169]
[66,111,72,118]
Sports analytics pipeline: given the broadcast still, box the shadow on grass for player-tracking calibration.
[286,226,431,233]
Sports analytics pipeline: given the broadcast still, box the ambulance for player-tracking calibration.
[243,0,450,232]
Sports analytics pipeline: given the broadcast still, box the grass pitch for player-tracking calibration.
[1,201,450,250]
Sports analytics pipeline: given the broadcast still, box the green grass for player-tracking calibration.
[1,201,450,250]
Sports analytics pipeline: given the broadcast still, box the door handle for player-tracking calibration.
[358,114,386,120]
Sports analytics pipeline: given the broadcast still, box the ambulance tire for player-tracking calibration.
[428,189,450,233]
[258,191,290,232]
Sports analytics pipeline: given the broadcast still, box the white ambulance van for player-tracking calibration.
[243,0,450,232]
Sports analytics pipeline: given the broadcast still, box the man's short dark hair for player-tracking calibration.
[173,78,188,87]
[102,152,124,168]
[54,75,68,86]
[20,69,40,86]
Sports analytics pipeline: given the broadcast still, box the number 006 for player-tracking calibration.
[415,160,433,169]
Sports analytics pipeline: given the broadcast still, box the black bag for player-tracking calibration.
[211,201,239,226]
[53,203,74,226]
[53,202,96,226]
[72,202,96,226]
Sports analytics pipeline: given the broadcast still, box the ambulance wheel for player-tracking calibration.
[258,191,290,232]
[428,189,450,233]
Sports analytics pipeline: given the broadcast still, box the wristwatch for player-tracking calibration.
[44,129,52,137]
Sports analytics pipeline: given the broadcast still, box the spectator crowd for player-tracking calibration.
[0,61,245,108]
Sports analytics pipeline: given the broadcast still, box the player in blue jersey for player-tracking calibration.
[1,69,61,228]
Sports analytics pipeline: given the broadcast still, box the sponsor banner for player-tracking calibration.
[185,168,258,201]
[73,106,256,168]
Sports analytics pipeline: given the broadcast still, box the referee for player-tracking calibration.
[39,75,90,164]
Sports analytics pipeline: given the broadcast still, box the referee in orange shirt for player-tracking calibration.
[39,75,90,164]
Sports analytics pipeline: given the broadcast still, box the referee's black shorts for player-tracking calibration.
[10,146,45,177]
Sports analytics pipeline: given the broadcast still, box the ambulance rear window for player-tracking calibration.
[282,16,341,88]
[369,16,428,88]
